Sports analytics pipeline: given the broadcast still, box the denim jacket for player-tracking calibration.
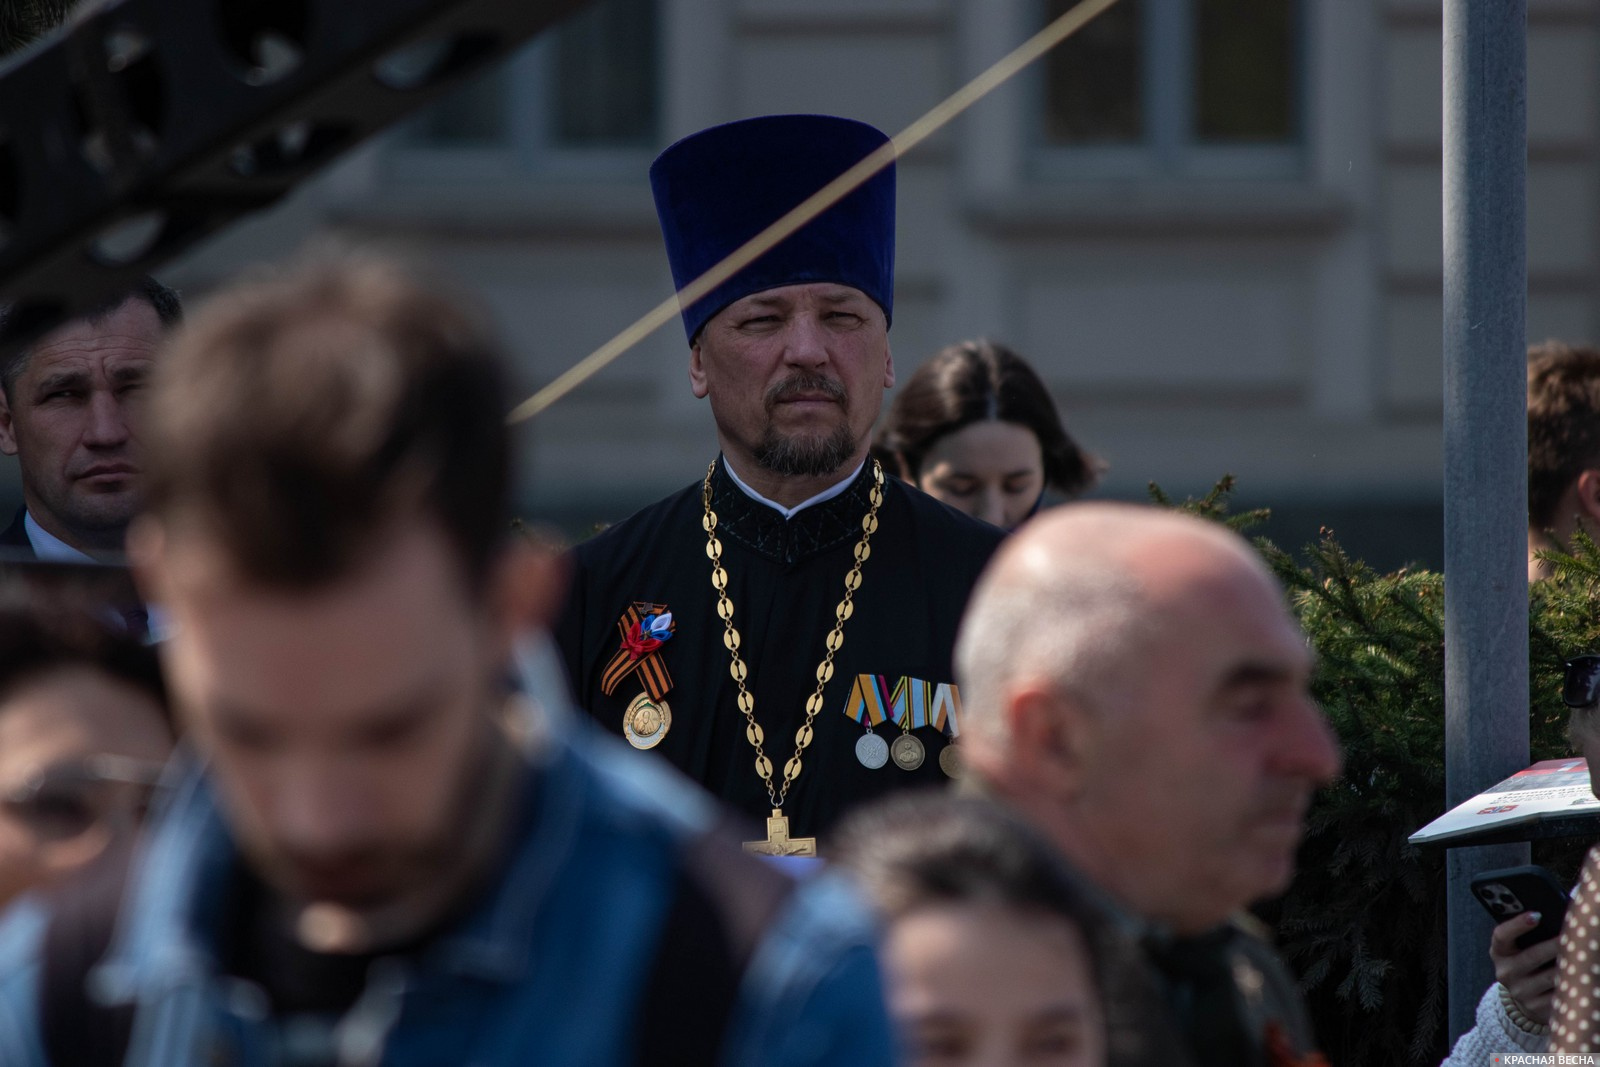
[0,721,895,1067]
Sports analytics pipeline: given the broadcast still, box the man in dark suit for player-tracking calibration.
[0,279,180,562]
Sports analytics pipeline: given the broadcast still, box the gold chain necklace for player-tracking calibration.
[703,458,884,856]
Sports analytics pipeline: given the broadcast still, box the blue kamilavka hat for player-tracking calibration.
[649,114,896,343]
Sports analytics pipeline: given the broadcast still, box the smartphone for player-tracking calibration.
[1470,865,1570,949]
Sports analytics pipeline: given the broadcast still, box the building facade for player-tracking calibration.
[139,0,1600,566]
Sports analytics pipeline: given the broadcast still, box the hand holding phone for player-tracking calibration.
[1471,865,1570,949]
[1495,917,1561,1025]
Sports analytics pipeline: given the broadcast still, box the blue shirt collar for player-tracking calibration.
[23,512,97,563]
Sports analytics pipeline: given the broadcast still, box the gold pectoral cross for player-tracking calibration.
[743,808,818,857]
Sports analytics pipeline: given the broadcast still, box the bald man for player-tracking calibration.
[955,503,1341,1067]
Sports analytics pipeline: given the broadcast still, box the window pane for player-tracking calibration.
[414,66,511,146]
[553,0,658,148]
[1195,0,1296,143]
[1041,0,1143,145]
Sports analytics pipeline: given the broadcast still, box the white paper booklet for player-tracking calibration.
[1409,757,1600,846]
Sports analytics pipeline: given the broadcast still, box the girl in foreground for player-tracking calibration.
[835,794,1108,1067]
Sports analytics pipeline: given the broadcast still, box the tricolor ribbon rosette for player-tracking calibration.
[621,611,673,659]
[601,602,675,700]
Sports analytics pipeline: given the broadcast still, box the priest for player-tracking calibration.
[555,114,1004,848]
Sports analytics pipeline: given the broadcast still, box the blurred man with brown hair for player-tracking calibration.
[1527,341,1600,580]
[0,253,893,1066]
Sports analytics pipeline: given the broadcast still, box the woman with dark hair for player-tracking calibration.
[876,340,1101,530]
[835,793,1107,1067]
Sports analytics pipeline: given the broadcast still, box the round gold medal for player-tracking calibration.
[623,692,672,750]
[938,743,961,779]
[890,733,926,771]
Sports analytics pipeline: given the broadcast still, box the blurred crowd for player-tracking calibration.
[0,110,1597,1067]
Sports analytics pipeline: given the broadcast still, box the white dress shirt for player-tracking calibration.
[722,458,866,520]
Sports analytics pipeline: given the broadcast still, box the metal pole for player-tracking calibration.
[1442,0,1528,1044]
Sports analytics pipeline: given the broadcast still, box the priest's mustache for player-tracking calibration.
[765,373,847,410]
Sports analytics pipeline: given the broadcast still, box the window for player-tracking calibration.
[394,0,659,179]
[1038,0,1302,179]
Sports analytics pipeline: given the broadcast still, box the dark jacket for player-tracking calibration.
[0,508,34,558]
[0,720,897,1067]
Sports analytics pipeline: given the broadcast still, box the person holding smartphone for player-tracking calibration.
[1440,653,1600,1063]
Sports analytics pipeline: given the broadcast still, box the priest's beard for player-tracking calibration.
[753,372,858,477]
[754,423,857,477]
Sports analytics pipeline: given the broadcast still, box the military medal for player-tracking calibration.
[890,732,925,770]
[843,674,893,770]
[601,604,676,750]
[623,692,672,750]
[890,676,927,771]
[938,742,961,779]
[855,732,889,769]
[931,681,963,778]
[703,460,885,857]
[845,674,964,774]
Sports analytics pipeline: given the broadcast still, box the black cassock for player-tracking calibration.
[555,457,1004,839]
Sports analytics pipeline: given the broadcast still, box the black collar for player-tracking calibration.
[1141,925,1239,981]
[707,457,879,566]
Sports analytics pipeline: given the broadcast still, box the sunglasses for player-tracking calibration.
[0,755,166,842]
[1564,655,1600,710]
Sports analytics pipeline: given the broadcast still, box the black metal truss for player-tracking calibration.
[0,0,591,354]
